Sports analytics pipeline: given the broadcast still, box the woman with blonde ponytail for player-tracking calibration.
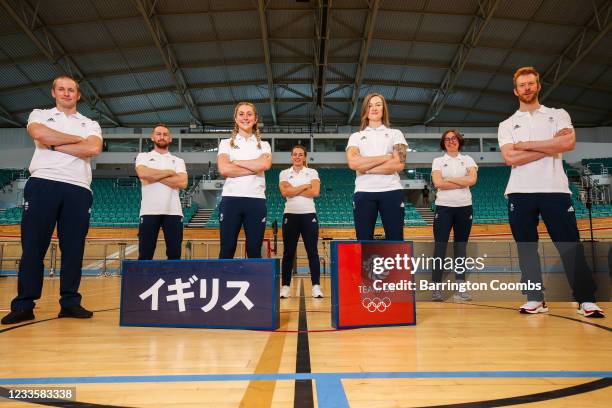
[217,102,272,259]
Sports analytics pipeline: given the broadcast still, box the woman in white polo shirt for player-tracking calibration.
[430,130,478,301]
[346,93,408,240]
[279,145,322,299]
[217,102,272,259]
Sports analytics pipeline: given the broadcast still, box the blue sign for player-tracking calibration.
[120,259,280,330]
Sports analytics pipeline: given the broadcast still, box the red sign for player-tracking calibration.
[331,241,416,328]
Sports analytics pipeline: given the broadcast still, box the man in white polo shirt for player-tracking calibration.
[2,75,103,325]
[135,124,187,260]
[498,66,603,318]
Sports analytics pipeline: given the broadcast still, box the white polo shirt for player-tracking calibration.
[27,107,102,190]
[218,135,271,199]
[279,167,319,214]
[346,125,408,192]
[498,105,571,195]
[136,150,187,216]
[432,153,477,207]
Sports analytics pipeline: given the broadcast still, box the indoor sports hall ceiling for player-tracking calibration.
[0,0,610,129]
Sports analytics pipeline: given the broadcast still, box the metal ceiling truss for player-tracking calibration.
[540,1,612,101]
[89,77,605,116]
[0,102,22,126]
[0,0,121,126]
[462,0,545,123]
[131,0,203,125]
[423,0,501,124]
[346,0,381,124]
[113,97,509,118]
[313,0,332,124]
[257,0,277,125]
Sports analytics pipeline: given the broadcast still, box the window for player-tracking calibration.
[406,139,440,152]
[483,138,500,152]
[313,138,348,152]
[103,138,139,152]
[274,138,312,152]
[181,139,218,152]
[461,139,480,152]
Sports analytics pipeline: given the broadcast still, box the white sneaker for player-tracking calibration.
[280,285,291,299]
[577,302,605,318]
[519,301,548,314]
[311,284,323,298]
[453,290,472,302]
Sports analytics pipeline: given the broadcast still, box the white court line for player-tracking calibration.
[84,244,139,270]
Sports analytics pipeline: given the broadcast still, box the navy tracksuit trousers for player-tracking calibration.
[281,213,320,286]
[11,177,92,311]
[507,193,597,303]
[218,197,267,259]
[138,215,183,260]
[353,189,405,241]
[432,205,473,282]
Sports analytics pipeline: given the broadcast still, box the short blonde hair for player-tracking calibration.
[52,75,80,94]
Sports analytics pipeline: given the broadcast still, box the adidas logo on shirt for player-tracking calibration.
[46,118,55,122]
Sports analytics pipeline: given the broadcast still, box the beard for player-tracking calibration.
[517,90,538,104]
[153,140,169,149]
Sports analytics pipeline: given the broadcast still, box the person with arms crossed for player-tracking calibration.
[498,66,603,317]
[346,93,408,241]
[279,145,323,299]
[430,130,478,302]
[217,102,272,259]
[2,76,103,325]
[135,124,187,260]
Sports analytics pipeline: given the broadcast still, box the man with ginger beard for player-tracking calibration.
[135,124,187,260]
[498,66,604,318]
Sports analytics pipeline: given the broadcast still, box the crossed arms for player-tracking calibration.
[501,127,575,167]
[432,167,478,190]
[346,143,407,174]
[279,179,320,199]
[217,153,272,178]
[27,123,102,158]
[135,165,188,189]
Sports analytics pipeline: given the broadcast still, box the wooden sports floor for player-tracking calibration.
[0,274,610,407]
[1,221,611,407]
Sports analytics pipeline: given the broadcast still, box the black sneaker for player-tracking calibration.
[1,310,35,325]
[58,305,93,319]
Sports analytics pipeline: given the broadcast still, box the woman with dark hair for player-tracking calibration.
[431,130,478,301]
[346,93,408,240]
[278,145,322,298]
[217,102,272,259]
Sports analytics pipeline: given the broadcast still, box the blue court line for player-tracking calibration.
[1,371,610,385]
[2,371,610,408]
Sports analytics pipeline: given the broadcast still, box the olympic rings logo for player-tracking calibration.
[361,297,391,313]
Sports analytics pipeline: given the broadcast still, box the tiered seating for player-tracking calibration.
[470,167,511,224]
[0,207,22,224]
[0,169,24,189]
[0,177,198,227]
[582,157,612,175]
[205,168,427,228]
[90,179,198,227]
